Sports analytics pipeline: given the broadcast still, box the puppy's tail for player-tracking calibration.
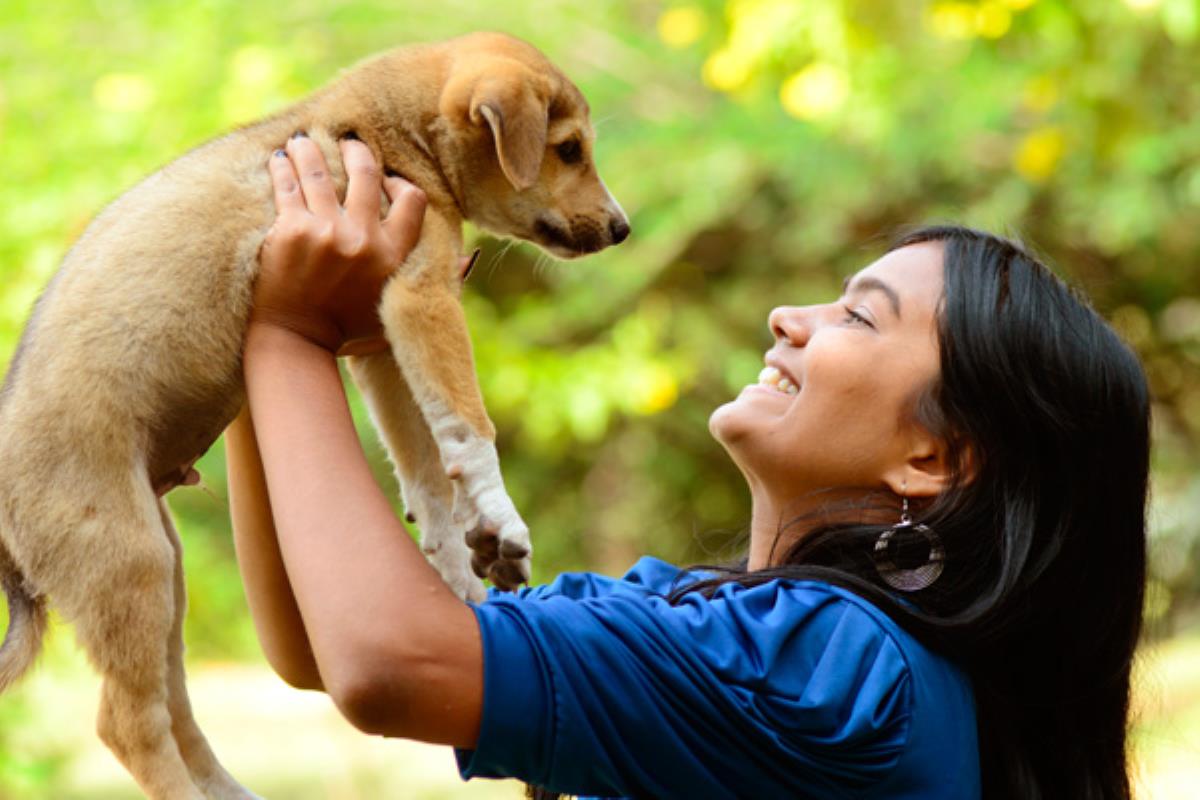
[0,546,47,694]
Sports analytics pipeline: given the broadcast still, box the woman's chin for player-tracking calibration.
[710,386,792,436]
[709,399,751,445]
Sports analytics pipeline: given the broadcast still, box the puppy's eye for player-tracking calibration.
[556,139,582,164]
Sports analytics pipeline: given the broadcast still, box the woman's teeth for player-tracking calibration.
[757,366,798,395]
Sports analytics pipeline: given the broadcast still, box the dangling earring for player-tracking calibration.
[873,496,944,592]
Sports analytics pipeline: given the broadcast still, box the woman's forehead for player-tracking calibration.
[850,241,945,315]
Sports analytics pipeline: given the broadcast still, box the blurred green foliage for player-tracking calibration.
[2,0,1200,793]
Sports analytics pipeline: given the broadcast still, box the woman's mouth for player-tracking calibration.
[757,366,798,395]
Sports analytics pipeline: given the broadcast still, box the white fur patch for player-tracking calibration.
[403,475,487,603]
[423,399,532,583]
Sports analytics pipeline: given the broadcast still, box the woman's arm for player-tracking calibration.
[241,135,483,746]
[244,323,482,746]
[226,406,324,691]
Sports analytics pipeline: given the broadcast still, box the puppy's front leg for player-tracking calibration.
[378,273,531,591]
[346,352,486,602]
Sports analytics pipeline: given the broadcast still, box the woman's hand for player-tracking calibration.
[253,134,427,354]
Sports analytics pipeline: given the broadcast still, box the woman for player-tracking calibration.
[228,134,1149,799]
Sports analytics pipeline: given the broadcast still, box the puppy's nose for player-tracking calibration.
[609,216,631,244]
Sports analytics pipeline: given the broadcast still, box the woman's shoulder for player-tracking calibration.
[509,557,941,669]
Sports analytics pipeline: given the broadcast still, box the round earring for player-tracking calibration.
[873,497,944,592]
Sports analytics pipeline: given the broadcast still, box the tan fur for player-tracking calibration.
[0,32,626,799]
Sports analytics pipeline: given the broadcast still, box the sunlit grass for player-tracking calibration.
[0,622,521,799]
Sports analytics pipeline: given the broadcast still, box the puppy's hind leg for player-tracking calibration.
[158,500,261,800]
[56,472,204,800]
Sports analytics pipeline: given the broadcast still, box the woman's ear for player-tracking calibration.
[881,431,960,499]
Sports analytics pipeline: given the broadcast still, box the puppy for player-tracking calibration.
[0,31,627,799]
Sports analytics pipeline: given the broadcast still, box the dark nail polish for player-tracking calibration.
[384,167,401,178]
[341,130,360,141]
[290,130,307,139]
[272,148,287,158]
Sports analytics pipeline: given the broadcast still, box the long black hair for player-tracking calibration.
[673,225,1150,799]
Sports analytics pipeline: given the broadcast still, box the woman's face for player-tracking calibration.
[709,241,946,502]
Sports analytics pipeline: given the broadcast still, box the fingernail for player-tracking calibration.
[290,130,307,139]
[384,167,401,179]
[272,148,287,158]
[341,130,361,141]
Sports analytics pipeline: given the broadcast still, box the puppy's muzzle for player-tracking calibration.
[536,211,630,258]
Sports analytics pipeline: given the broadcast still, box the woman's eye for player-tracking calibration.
[843,307,874,328]
[556,139,582,164]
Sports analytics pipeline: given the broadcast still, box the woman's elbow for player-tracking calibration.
[326,668,415,736]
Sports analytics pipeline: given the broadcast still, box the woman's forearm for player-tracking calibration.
[226,406,324,691]
[241,323,482,746]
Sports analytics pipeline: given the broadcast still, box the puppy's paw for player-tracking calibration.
[465,517,531,592]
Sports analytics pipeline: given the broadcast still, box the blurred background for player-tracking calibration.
[1,0,1199,796]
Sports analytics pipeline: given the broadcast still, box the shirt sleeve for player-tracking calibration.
[455,576,913,799]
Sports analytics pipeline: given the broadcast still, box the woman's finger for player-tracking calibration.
[382,175,427,255]
[337,336,391,358]
[268,149,305,216]
[286,134,340,217]
[341,138,382,222]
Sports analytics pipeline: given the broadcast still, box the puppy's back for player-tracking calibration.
[0,115,305,480]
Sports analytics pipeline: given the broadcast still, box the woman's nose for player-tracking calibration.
[768,306,811,346]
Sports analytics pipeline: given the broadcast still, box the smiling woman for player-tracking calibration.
[710,241,947,571]
[694,225,1150,799]
[231,199,1149,798]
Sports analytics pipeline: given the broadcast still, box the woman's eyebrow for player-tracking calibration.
[842,275,902,319]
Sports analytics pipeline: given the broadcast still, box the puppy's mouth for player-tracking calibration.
[533,216,609,259]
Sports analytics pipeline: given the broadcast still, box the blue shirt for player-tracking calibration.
[456,557,980,799]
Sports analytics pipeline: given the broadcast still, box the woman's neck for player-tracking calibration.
[748,491,801,570]
[747,486,891,570]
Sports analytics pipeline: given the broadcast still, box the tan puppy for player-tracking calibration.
[0,31,627,799]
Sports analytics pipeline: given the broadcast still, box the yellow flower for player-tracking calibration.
[657,6,707,49]
[976,1,1013,38]
[780,63,849,120]
[632,365,679,415]
[928,2,977,39]
[1014,127,1066,183]
[702,48,753,92]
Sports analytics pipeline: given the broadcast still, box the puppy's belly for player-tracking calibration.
[145,383,245,486]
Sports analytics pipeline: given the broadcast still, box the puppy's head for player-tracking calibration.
[439,33,629,259]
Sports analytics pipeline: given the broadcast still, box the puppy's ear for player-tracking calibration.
[468,73,549,191]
